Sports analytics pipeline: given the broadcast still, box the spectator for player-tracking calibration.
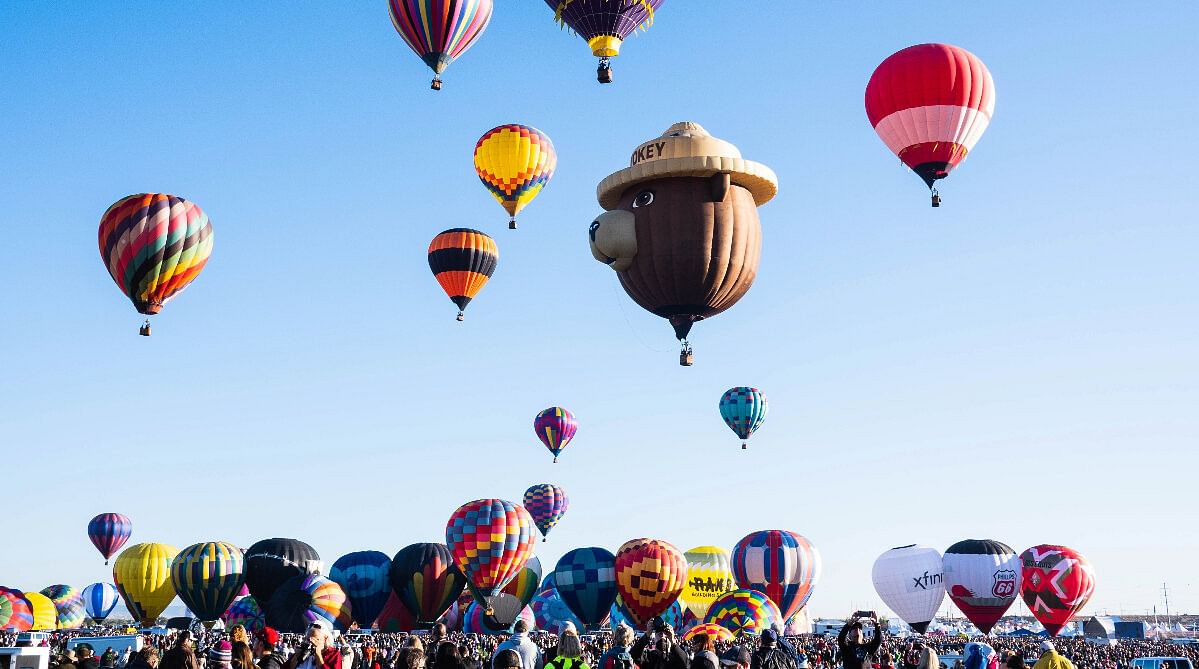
[1032,643,1073,669]
[128,648,161,669]
[753,631,797,669]
[688,634,718,669]
[211,641,235,669]
[233,642,255,669]
[597,625,637,669]
[282,620,343,669]
[720,648,751,669]
[632,619,689,669]
[837,614,883,669]
[78,645,102,669]
[546,625,589,669]
[161,632,201,669]
[256,628,284,669]
[494,621,543,669]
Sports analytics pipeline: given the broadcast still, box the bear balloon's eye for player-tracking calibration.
[632,190,655,208]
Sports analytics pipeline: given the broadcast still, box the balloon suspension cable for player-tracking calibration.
[139,319,152,337]
[508,217,517,230]
[930,188,941,208]
[597,58,613,84]
[456,311,465,322]
[431,76,443,91]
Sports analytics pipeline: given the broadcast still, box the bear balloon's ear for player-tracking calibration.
[710,172,731,203]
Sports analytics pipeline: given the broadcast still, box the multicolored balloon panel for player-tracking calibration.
[330,550,392,628]
[531,587,582,634]
[1020,544,1095,637]
[681,546,735,620]
[610,596,684,631]
[682,622,735,643]
[500,556,543,608]
[731,530,821,621]
[170,541,246,623]
[446,499,537,603]
[39,585,85,629]
[222,595,265,631]
[523,484,570,539]
[719,387,768,448]
[554,547,617,627]
[97,194,214,316]
[390,543,467,624]
[533,407,577,462]
[703,588,781,638]
[87,513,132,563]
[428,228,498,320]
[264,574,353,634]
[943,539,1020,634]
[865,44,996,194]
[463,599,534,635]
[388,0,493,86]
[0,589,33,632]
[113,542,179,626]
[82,582,120,623]
[474,125,556,225]
[614,538,687,628]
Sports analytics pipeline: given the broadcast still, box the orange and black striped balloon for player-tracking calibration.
[428,228,498,320]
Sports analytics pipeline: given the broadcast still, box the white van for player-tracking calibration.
[1130,658,1195,669]
[0,647,50,669]
[66,636,145,659]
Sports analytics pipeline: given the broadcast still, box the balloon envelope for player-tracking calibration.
[428,228,498,318]
[871,545,945,633]
[171,541,245,623]
[554,547,617,627]
[719,387,768,445]
[330,550,392,628]
[244,538,322,604]
[703,588,781,638]
[0,589,33,632]
[388,0,493,81]
[943,539,1020,634]
[474,125,556,224]
[1020,544,1095,637]
[40,585,86,630]
[731,530,821,621]
[524,484,570,539]
[681,546,734,620]
[614,538,687,628]
[264,574,353,634]
[533,407,577,462]
[531,587,582,634]
[114,542,179,626]
[500,556,543,608]
[683,622,735,643]
[446,499,537,603]
[222,595,265,631]
[88,513,132,563]
[82,583,121,622]
[24,592,56,631]
[545,0,665,58]
[390,543,467,624]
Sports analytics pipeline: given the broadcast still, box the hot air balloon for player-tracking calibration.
[330,551,392,629]
[375,591,418,632]
[588,122,778,365]
[474,124,557,229]
[683,622,735,643]
[264,574,353,634]
[534,407,577,463]
[680,546,734,620]
[524,484,570,540]
[24,592,56,631]
[428,228,498,321]
[731,530,821,622]
[610,596,684,631]
[40,585,85,630]
[98,194,214,335]
[170,541,246,623]
[703,588,781,638]
[88,513,132,565]
[865,44,996,207]
[531,587,583,634]
[943,539,1020,634]
[463,597,534,635]
[222,595,265,631]
[554,547,618,628]
[244,538,322,604]
[113,542,179,626]
[614,538,687,628]
[871,545,945,633]
[544,0,666,83]
[390,543,467,624]
[719,387,768,450]
[388,0,493,90]
[446,499,537,613]
[82,583,120,623]
[0,589,33,632]
[1020,545,1095,637]
[500,556,543,608]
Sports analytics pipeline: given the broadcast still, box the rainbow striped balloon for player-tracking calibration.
[264,574,353,633]
[703,588,781,638]
[0,589,33,632]
[388,0,493,88]
[170,541,246,622]
[523,484,570,540]
[222,595,264,631]
[98,194,213,323]
[40,585,86,629]
[682,622,735,643]
[474,124,557,228]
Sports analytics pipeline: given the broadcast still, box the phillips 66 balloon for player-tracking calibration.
[719,387,768,450]
[1020,544,1095,637]
[866,44,995,207]
[731,530,820,621]
[871,544,945,633]
[943,539,1020,634]
[544,0,665,84]
[388,0,493,90]
[523,484,570,540]
[88,513,132,565]
[614,538,687,628]
[534,407,577,463]
[474,124,556,229]
[98,194,214,335]
[446,499,537,612]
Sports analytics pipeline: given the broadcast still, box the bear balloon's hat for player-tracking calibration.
[597,121,778,210]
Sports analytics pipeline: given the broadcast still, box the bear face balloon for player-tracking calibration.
[589,122,777,365]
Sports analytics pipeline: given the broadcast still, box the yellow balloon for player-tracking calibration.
[473,124,557,228]
[680,545,734,619]
[24,592,57,630]
[113,542,179,626]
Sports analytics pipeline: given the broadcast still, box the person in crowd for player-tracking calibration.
[494,620,543,669]
[545,624,589,669]
[901,642,922,669]
[101,648,118,668]
[1003,652,1025,669]
[596,625,636,669]
[837,614,883,669]
[398,647,426,669]
[434,642,468,669]
[459,645,481,669]
[1031,643,1073,669]
[255,628,284,669]
[232,641,255,669]
[128,648,161,669]
[210,641,235,669]
[161,632,201,669]
[494,651,522,669]
[426,627,448,666]
[230,628,251,647]
[688,634,718,669]
[719,648,751,669]
[77,645,102,669]
[914,647,937,669]
[57,650,79,669]
[753,630,797,669]
[631,618,688,669]
[282,620,343,669]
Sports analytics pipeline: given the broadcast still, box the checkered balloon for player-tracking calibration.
[553,547,617,626]
[719,387,768,449]
[614,538,687,628]
[446,499,537,600]
[524,484,570,540]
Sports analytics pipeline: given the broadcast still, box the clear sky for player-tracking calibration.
[1,2,1196,622]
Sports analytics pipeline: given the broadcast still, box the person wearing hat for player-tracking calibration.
[1030,643,1072,669]
[76,644,101,669]
[128,647,161,669]
[255,628,285,669]
[283,620,343,669]
[752,630,796,669]
[210,641,235,669]
[58,649,80,669]
[837,614,883,669]
[631,617,689,669]
[719,648,751,669]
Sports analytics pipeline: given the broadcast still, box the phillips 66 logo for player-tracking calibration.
[992,569,1017,598]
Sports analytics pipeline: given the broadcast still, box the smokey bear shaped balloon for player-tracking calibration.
[588,122,777,365]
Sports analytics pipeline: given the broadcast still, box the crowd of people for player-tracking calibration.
[6,614,1198,669]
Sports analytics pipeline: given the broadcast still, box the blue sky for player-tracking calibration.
[1,2,1196,621]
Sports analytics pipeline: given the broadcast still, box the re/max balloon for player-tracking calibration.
[681,546,734,620]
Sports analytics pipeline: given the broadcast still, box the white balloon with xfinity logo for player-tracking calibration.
[871,544,945,633]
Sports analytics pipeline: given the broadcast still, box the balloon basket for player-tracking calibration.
[508,218,517,230]
[139,320,152,337]
[742,442,747,450]
[456,311,465,322]
[597,58,613,84]
[679,348,694,367]
[552,456,558,463]
[431,77,442,91]
[931,189,941,208]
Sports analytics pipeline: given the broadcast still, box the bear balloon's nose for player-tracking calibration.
[588,220,600,242]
